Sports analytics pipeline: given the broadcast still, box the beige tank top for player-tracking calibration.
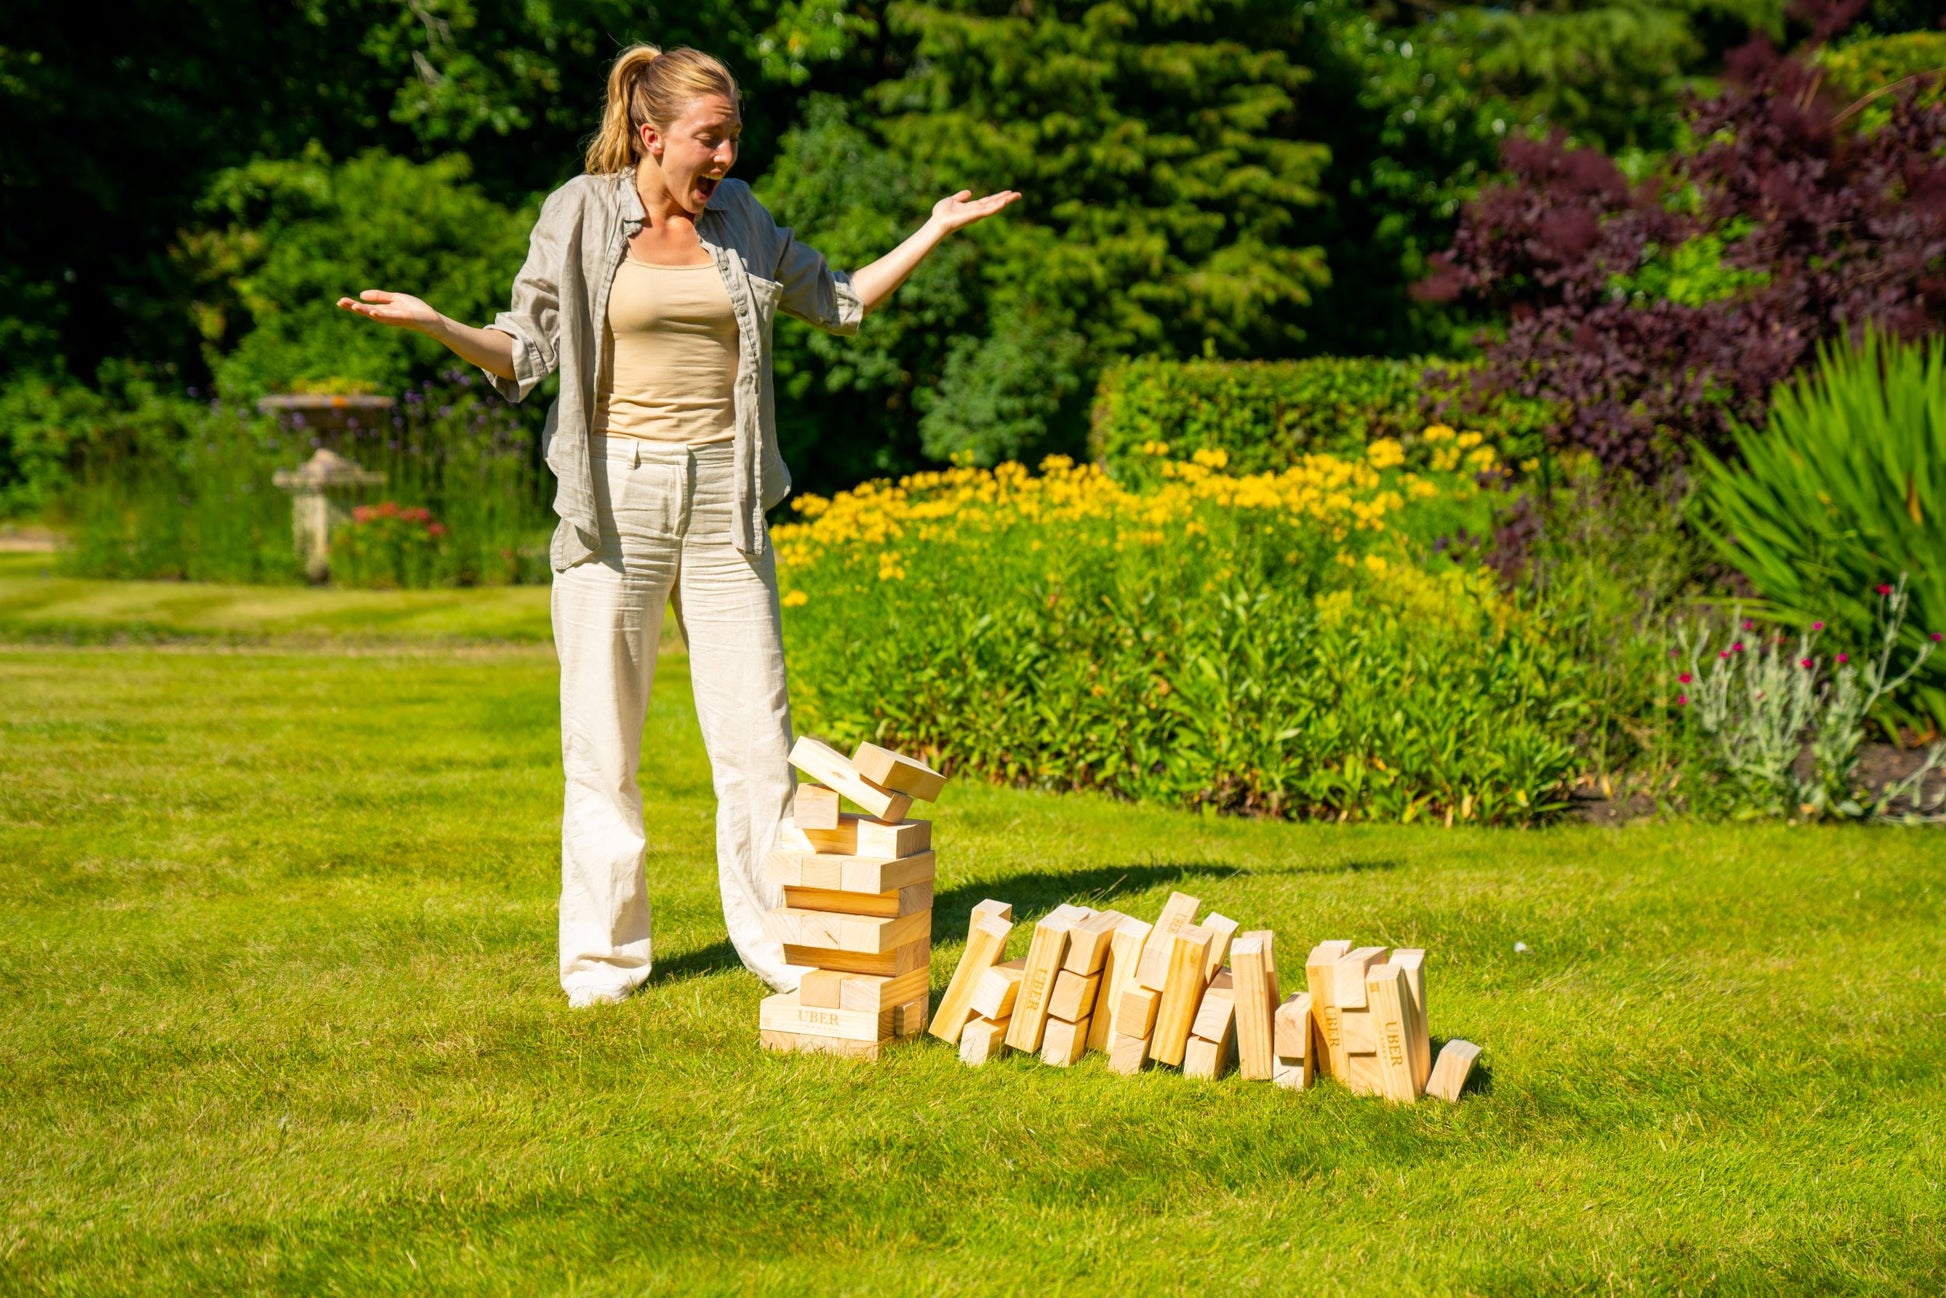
[593,259,739,445]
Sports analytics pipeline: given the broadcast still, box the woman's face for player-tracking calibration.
[644,93,741,214]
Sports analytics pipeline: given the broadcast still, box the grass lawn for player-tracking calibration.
[3,635,1942,1294]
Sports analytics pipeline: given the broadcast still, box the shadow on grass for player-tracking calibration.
[935,862,1248,924]
[649,939,743,985]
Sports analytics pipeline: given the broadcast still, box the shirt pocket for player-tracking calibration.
[745,273,783,324]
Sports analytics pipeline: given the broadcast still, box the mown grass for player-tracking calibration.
[2,640,1942,1295]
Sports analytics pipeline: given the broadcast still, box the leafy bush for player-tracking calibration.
[1819,31,1946,130]
[776,446,1584,825]
[1090,355,1551,486]
[330,503,449,590]
[1694,326,1946,726]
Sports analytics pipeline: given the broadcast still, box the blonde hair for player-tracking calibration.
[585,44,741,174]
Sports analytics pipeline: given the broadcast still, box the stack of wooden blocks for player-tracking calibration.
[757,738,947,1061]
[1105,892,1239,1076]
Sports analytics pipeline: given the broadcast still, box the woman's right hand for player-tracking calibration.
[336,289,442,335]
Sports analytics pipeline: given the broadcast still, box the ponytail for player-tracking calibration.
[585,44,741,174]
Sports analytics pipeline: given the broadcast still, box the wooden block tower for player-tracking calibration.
[758,739,948,1060]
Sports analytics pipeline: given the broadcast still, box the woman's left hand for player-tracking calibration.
[930,189,1022,235]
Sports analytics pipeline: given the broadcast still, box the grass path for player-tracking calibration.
[2,643,1942,1294]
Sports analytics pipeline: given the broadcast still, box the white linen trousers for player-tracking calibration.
[552,436,800,997]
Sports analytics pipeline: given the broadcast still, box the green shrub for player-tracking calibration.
[1694,325,1946,727]
[1089,356,1551,487]
[1819,32,1946,131]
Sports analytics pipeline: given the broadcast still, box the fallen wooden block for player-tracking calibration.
[1272,992,1314,1091]
[851,742,948,803]
[767,847,935,894]
[1182,1026,1234,1080]
[928,902,1015,1047]
[1339,1006,1378,1055]
[1040,1015,1091,1067]
[1200,913,1240,983]
[762,905,931,955]
[1047,968,1102,1023]
[969,958,1028,1021]
[1331,946,1389,1063]
[1232,932,1278,1082]
[1425,1039,1482,1102]
[761,1029,884,1060]
[1149,923,1214,1068]
[1003,904,1090,1054]
[1392,947,1431,1094]
[895,995,930,1037]
[760,990,895,1043]
[1305,940,1353,1079]
[794,782,842,830]
[1106,1030,1150,1075]
[1061,910,1122,977]
[783,936,929,978]
[788,736,913,823]
[959,1016,1011,1066]
[1190,968,1236,1044]
[783,880,934,919]
[1087,915,1153,1052]
[1116,985,1161,1039]
[1365,962,1419,1104]
[1135,892,1201,990]
[779,816,931,862]
[1342,1051,1386,1096]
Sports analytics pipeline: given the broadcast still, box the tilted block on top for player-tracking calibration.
[850,742,948,803]
[788,736,912,823]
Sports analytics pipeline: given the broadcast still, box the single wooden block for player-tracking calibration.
[760,991,895,1043]
[1135,892,1201,990]
[1304,939,1353,1078]
[763,906,931,955]
[928,909,1014,1047]
[798,969,850,1009]
[850,742,948,803]
[1200,913,1240,984]
[794,782,842,830]
[1342,1051,1387,1096]
[1339,1006,1378,1055]
[1365,962,1419,1103]
[895,995,930,1037]
[1231,933,1277,1082]
[766,847,935,893]
[1047,968,1103,1023]
[1106,1031,1150,1075]
[1272,1056,1313,1090]
[1426,1039,1482,1103]
[959,1016,1011,1066]
[965,898,1015,933]
[1117,985,1161,1038]
[1182,1028,1234,1080]
[1040,1015,1091,1067]
[779,816,931,862]
[1274,992,1313,1061]
[1391,948,1431,1093]
[784,880,934,920]
[840,966,931,1014]
[783,936,928,978]
[1061,910,1122,976]
[1087,915,1153,1053]
[1334,946,1390,1010]
[788,736,913,823]
[1003,904,1090,1054]
[761,1029,883,1060]
[1190,969,1237,1043]
[1149,923,1214,1068]
[969,958,1028,1021]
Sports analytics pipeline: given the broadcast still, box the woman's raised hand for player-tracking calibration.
[336,289,442,334]
[929,189,1022,235]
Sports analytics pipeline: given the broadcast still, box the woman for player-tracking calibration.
[338,45,1019,1007]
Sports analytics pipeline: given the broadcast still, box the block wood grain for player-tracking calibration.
[1341,1051,1387,1097]
[1391,948,1431,1093]
[1339,1006,1378,1055]
[788,736,913,823]
[1365,962,1419,1103]
[1304,939,1353,1078]
[762,906,931,955]
[783,937,929,978]
[766,847,935,894]
[895,995,930,1037]
[1426,1039,1481,1102]
[1061,910,1122,977]
[1003,904,1090,1054]
[850,742,948,803]
[1190,969,1236,1043]
[1272,993,1315,1091]
[1135,892,1202,990]
[1199,913,1240,984]
[1106,1030,1151,1075]
[1116,985,1161,1039]
[760,990,895,1043]
[761,1029,883,1060]
[1182,1026,1234,1080]
[783,880,934,919]
[1040,1015,1091,1067]
[969,958,1028,1021]
[1087,915,1154,1053]
[779,816,931,861]
[959,1016,1011,1066]
[1231,933,1278,1081]
[1047,968,1102,1023]
[927,907,1014,1046]
[840,967,931,1014]
[793,782,842,830]
[798,969,850,1009]
[1149,923,1215,1068]
[1333,946,1391,1010]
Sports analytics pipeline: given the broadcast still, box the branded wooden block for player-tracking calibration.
[763,906,931,955]
[1304,939,1353,1078]
[760,990,895,1043]
[1391,947,1431,1092]
[959,1016,1011,1066]
[1003,904,1090,1054]
[1342,1051,1386,1096]
[794,782,842,830]
[1231,933,1278,1082]
[1047,968,1102,1023]
[761,1029,883,1060]
[767,847,935,893]
[1116,985,1161,1038]
[840,966,931,1014]
[928,906,1014,1047]
[1183,1028,1234,1080]
[788,736,913,823]
[1135,892,1201,990]
[1149,923,1214,1068]
[1200,913,1240,983]
[1365,962,1419,1103]
[1106,1030,1150,1075]
[850,742,949,803]
[1087,915,1154,1052]
[1040,1015,1091,1067]
[784,880,934,919]
[1190,969,1236,1043]
[895,995,930,1037]
[779,816,931,861]
[798,969,850,1009]
[1426,1039,1482,1102]
[1061,910,1122,976]
[783,936,928,978]
[969,958,1028,1021]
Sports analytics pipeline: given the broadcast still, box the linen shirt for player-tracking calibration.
[482,169,864,568]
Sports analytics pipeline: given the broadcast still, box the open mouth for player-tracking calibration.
[697,175,721,201]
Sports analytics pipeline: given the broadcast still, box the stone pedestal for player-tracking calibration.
[272,449,385,582]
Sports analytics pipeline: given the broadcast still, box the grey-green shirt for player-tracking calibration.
[483,169,863,568]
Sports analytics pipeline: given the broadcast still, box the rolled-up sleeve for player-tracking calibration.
[772,223,865,337]
[484,190,567,402]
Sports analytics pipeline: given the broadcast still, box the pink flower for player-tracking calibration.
[1676,694,1689,706]
[1812,621,1824,631]
[1932,633,1943,643]
[1719,650,1731,660]
[1678,672,1693,684]
[1731,641,1745,653]
[1837,653,1850,664]
[1742,619,1756,631]
[1876,583,1893,596]
[1800,657,1814,668]
[428,522,448,538]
